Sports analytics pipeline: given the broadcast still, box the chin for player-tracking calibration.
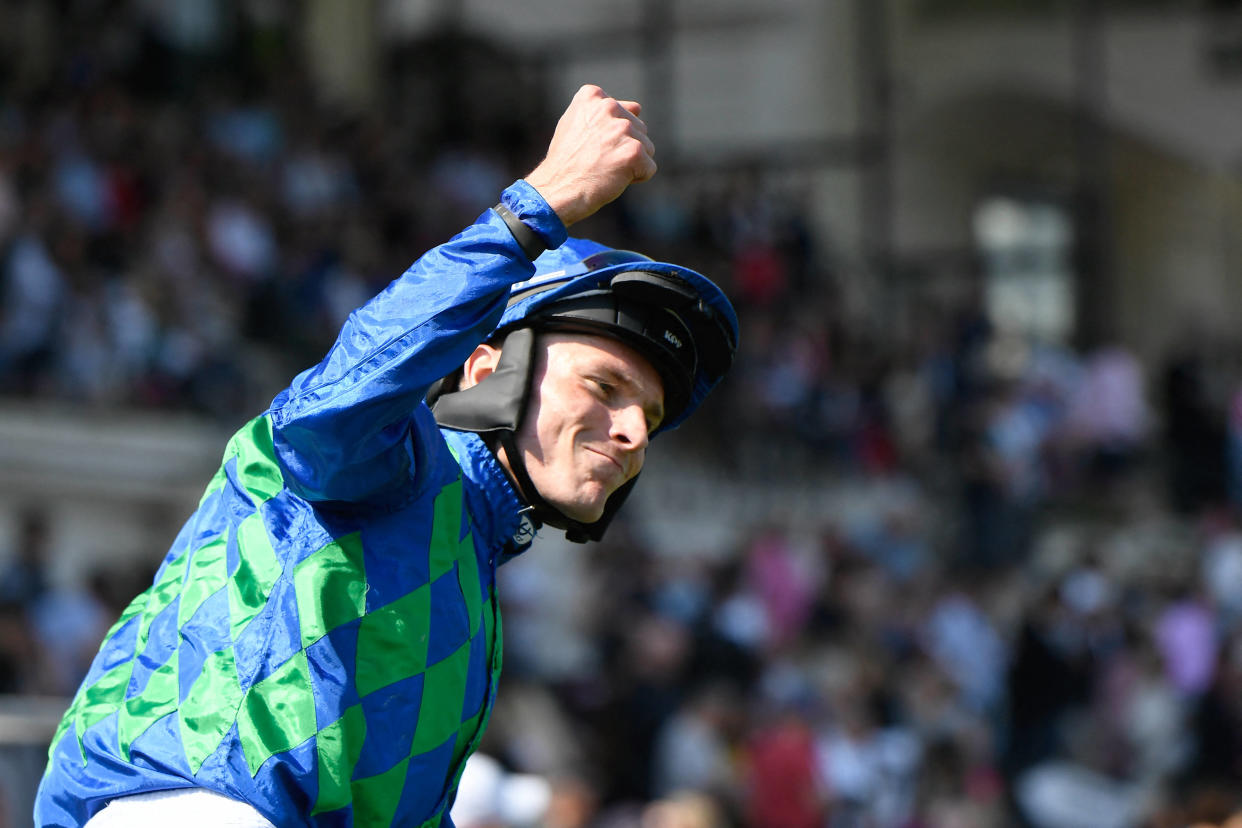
[560,503,607,525]
[554,491,609,525]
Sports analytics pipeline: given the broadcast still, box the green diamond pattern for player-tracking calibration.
[411,643,472,756]
[49,590,146,759]
[429,478,464,580]
[178,534,228,628]
[355,584,431,698]
[350,756,409,827]
[229,416,283,506]
[198,465,228,508]
[49,416,505,827]
[179,646,244,774]
[136,550,190,653]
[66,548,188,763]
[294,532,366,649]
[312,704,367,815]
[53,416,287,771]
[237,650,317,776]
[118,652,179,760]
[71,661,132,762]
[228,513,282,641]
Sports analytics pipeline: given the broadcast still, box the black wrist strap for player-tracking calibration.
[493,203,546,261]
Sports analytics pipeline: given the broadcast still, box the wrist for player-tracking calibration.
[522,175,585,228]
[497,180,569,256]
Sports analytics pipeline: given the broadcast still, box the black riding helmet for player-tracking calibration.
[428,239,739,542]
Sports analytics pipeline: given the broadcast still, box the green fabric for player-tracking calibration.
[54,420,286,768]
[350,756,408,827]
[118,653,179,760]
[355,583,431,698]
[228,513,281,641]
[230,416,284,505]
[311,704,367,815]
[49,592,145,756]
[65,549,189,763]
[411,644,471,756]
[72,662,131,762]
[429,478,465,580]
[179,535,228,628]
[237,650,317,776]
[198,464,228,508]
[179,647,244,774]
[138,550,189,654]
[48,415,505,825]
[294,532,366,649]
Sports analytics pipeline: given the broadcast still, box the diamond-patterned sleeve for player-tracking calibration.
[34,415,509,827]
[269,180,565,505]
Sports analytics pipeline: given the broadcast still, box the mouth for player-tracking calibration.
[586,446,625,474]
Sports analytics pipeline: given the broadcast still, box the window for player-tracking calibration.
[973,196,1076,343]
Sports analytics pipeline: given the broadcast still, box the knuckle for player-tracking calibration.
[579,84,606,104]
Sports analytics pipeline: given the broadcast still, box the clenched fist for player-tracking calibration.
[525,84,657,227]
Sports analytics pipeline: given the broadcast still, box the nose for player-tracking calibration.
[610,403,651,454]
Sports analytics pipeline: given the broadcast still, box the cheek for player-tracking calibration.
[527,405,578,459]
[528,379,610,455]
[545,392,601,437]
[629,448,648,478]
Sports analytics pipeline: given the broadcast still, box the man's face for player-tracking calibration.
[506,332,665,524]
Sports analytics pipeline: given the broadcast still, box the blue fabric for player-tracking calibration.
[34,182,557,828]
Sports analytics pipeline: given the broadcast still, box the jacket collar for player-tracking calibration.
[440,429,537,561]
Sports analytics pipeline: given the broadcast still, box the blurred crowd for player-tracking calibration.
[4,2,1242,827]
[473,325,1242,827]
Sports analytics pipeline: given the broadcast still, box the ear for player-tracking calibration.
[460,342,503,390]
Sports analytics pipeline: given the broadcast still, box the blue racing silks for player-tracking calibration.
[34,180,568,828]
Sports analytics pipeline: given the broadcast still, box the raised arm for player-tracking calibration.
[269,85,656,504]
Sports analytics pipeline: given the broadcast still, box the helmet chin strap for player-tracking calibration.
[492,430,562,537]
[429,327,637,544]
[492,429,638,544]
